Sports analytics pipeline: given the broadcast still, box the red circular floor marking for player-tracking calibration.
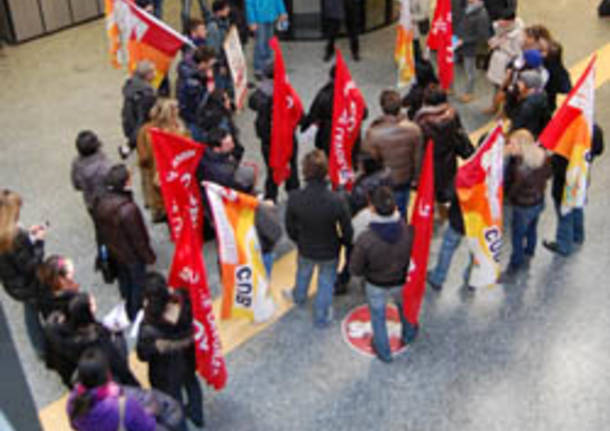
[341,304,409,358]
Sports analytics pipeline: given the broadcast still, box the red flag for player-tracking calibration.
[329,49,366,190]
[427,0,453,90]
[402,141,435,325]
[150,129,204,242]
[269,37,304,185]
[168,223,228,390]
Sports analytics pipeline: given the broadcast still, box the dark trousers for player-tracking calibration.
[162,372,204,428]
[116,262,146,321]
[262,140,300,202]
[324,4,360,57]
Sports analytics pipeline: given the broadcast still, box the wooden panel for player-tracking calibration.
[5,0,45,41]
[69,0,101,22]
[39,0,72,32]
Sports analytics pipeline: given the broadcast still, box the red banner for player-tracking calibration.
[150,129,204,242]
[402,140,435,325]
[427,0,453,90]
[168,223,228,390]
[269,37,304,185]
[329,49,366,190]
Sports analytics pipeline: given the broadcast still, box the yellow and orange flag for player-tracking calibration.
[105,0,192,87]
[539,55,596,215]
[395,0,416,88]
[204,182,276,323]
[456,124,505,288]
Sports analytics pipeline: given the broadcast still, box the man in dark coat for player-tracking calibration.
[71,131,111,214]
[120,61,157,159]
[323,0,360,61]
[349,186,416,361]
[93,165,156,321]
[248,61,300,202]
[507,70,552,138]
[285,150,353,328]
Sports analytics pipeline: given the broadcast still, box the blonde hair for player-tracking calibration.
[509,129,546,169]
[0,189,22,253]
[150,98,186,135]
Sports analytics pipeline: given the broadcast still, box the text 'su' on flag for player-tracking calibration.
[204,182,276,323]
[456,124,505,289]
[402,140,435,326]
[538,55,596,215]
[105,0,193,87]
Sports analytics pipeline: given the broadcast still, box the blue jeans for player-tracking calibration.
[365,283,416,361]
[263,252,274,278]
[253,22,275,74]
[116,262,147,321]
[292,255,337,327]
[555,203,584,255]
[428,225,463,287]
[394,185,411,219]
[509,202,544,268]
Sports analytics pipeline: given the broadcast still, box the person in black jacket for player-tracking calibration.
[119,61,157,159]
[37,255,79,320]
[284,150,353,328]
[0,189,47,358]
[323,0,360,62]
[93,165,156,321]
[507,70,552,138]
[45,293,139,389]
[542,39,572,112]
[137,273,202,429]
[544,123,605,256]
[248,61,300,201]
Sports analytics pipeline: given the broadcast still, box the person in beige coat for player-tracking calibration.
[136,99,189,223]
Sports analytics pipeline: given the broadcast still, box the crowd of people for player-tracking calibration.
[0,0,605,430]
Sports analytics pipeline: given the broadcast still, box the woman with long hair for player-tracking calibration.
[0,189,47,357]
[45,293,139,388]
[502,129,552,279]
[136,98,188,223]
[137,272,204,429]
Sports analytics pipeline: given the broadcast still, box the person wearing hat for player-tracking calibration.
[507,69,551,138]
[92,165,156,321]
[349,186,416,362]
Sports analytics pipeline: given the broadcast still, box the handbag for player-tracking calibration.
[94,244,117,284]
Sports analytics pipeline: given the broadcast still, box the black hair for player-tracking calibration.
[104,164,129,191]
[193,46,216,64]
[135,0,153,8]
[143,272,171,324]
[68,293,95,329]
[370,186,396,216]
[75,131,101,157]
[501,9,516,20]
[212,0,229,12]
[70,348,110,420]
[423,85,448,106]
[207,128,229,148]
[380,90,402,116]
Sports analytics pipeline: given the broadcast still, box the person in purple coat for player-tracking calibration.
[67,349,156,431]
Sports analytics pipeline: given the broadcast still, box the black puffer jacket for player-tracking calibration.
[137,291,196,395]
[285,179,353,260]
[0,229,44,302]
[415,104,475,202]
[44,318,138,388]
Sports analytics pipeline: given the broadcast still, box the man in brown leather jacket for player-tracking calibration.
[93,164,156,321]
[364,90,424,217]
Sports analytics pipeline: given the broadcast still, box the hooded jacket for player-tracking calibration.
[350,215,414,287]
[415,104,475,202]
